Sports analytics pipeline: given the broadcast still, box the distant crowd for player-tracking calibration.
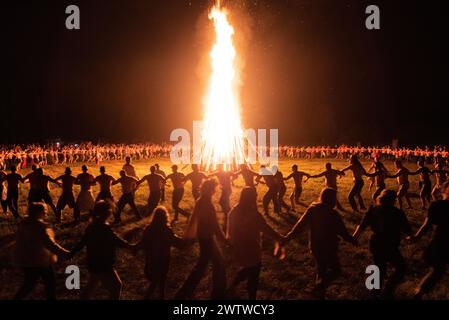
[1,143,448,170]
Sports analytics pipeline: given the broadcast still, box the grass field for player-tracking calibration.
[0,158,448,300]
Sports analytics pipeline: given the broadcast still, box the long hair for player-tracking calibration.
[147,206,170,232]
[236,187,257,212]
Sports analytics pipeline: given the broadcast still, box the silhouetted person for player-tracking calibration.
[135,206,187,299]
[353,190,412,298]
[34,168,59,218]
[166,165,189,222]
[369,161,388,203]
[155,163,166,202]
[257,165,280,216]
[0,165,24,219]
[23,164,40,203]
[71,201,134,299]
[186,164,208,200]
[210,164,234,230]
[431,163,448,200]
[410,159,432,209]
[284,188,357,293]
[122,156,138,179]
[0,166,8,213]
[308,163,345,211]
[227,187,283,299]
[284,164,310,212]
[273,166,291,213]
[75,165,96,222]
[137,166,165,216]
[95,166,116,202]
[14,202,69,300]
[387,160,412,210]
[176,179,228,299]
[112,170,141,223]
[342,155,368,212]
[55,167,77,223]
[411,181,449,299]
[234,164,260,188]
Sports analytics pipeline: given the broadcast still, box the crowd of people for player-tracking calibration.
[1,142,449,171]
[1,147,448,301]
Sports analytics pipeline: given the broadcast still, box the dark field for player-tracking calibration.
[0,158,447,300]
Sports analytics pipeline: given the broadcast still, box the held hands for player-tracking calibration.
[273,241,286,261]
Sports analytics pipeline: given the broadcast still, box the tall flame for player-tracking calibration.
[200,3,245,171]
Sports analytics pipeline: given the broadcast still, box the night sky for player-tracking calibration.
[3,0,449,146]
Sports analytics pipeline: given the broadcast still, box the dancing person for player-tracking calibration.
[370,161,389,203]
[135,206,187,299]
[71,201,135,299]
[387,160,412,210]
[155,163,166,202]
[0,165,24,219]
[284,164,310,212]
[23,164,40,203]
[75,165,96,222]
[14,202,70,300]
[431,163,448,200]
[274,166,291,213]
[353,190,412,298]
[410,159,432,209]
[176,179,228,300]
[308,163,345,211]
[122,156,138,179]
[94,166,116,202]
[0,166,8,214]
[234,164,260,188]
[112,170,141,223]
[341,155,368,213]
[283,188,357,293]
[185,164,208,200]
[209,164,234,230]
[410,181,449,299]
[33,168,60,218]
[256,166,280,216]
[227,187,283,299]
[165,165,189,222]
[55,167,77,223]
[136,166,166,216]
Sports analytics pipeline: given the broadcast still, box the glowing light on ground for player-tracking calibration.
[200,2,245,171]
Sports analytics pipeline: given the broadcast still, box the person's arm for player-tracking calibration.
[335,213,357,245]
[136,176,146,187]
[341,165,352,173]
[284,173,293,181]
[309,171,325,179]
[41,227,70,256]
[111,178,120,186]
[284,209,311,241]
[22,174,30,182]
[111,228,135,250]
[255,212,283,241]
[409,168,422,176]
[365,171,378,178]
[414,217,432,239]
[353,210,371,239]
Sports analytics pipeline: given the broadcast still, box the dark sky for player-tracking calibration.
[3,0,449,146]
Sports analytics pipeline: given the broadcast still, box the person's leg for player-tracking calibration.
[356,180,366,210]
[56,196,66,222]
[414,264,446,299]
[397,188,404,209]
[147,191,161,216]
[100,269,123,300]
[383,250,406,297]
[246,263,261,300]
[348,183,358,211]
[41,267,56,300]
[158,274,167,300]
[175,240,211,299]
[127,194,141,218]
[81,273,100,299]
[230,267,251,291]
[174,188,189,217]
[115,195,126,222]
[289,191,296,212]
[210,239,226,300]
[262,190,270,215]
[14,268,40,300]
